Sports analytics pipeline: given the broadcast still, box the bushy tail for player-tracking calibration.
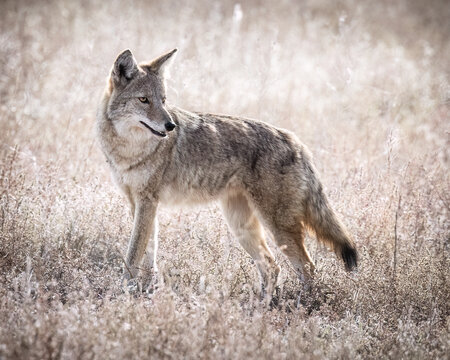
[305,183,358,271]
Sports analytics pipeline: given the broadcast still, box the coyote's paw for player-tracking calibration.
[143,270,161,294]
[295,280,315,309]
[268,286,281,309]
[122,277,140,294]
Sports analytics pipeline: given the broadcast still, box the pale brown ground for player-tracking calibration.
[0,0,448,358]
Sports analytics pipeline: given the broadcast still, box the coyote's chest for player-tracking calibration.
[101,130,163,193]
[105,146,161,196]
[108,161,150,193]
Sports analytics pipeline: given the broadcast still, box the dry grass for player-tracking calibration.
[0,0,449,358]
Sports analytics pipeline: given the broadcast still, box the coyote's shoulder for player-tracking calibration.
[97,49,357,295]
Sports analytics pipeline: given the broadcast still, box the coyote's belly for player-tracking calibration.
[159,168,241,207]
[158,185,215,206]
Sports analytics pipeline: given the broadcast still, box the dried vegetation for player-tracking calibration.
[0,0,448,358]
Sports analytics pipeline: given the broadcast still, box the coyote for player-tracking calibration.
[97,49,357,294]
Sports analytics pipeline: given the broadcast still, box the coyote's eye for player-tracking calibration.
[162,97,166,104]
[138,97,149,103]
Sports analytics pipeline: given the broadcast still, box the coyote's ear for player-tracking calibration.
[111,49,139,87]
[143,48,177,77]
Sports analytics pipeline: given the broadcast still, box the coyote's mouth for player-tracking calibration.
[139,121,167,137]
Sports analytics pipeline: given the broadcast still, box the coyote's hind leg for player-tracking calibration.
[220,190,280,297]
[271,225,315,282]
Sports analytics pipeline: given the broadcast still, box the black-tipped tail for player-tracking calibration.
[341,244,358,271]
[304,176,358,272]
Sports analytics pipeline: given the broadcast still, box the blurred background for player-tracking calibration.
[0,1,448,358]
[0,0,448,177]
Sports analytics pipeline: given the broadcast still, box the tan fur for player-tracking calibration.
[97,49,358,294]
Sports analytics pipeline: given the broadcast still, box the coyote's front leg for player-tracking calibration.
[124,198,158,280]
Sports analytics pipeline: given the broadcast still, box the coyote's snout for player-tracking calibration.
[97,48,358,296]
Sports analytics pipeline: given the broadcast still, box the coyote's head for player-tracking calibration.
[105,49,177,139]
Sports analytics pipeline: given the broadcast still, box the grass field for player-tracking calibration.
[0,0,449,358]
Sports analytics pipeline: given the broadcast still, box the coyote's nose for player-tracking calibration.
[165,122,176,132]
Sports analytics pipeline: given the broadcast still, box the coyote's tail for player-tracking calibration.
[304,182,358,271]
